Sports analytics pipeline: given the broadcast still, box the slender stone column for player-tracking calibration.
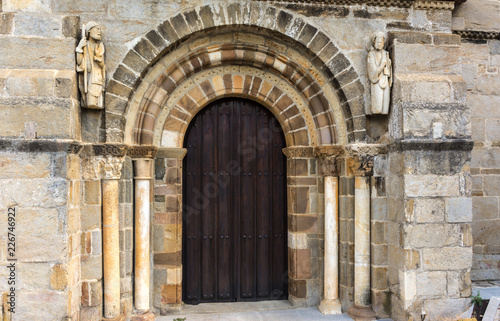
[100,156,124,319]
[319,157,342,315]
[347,156,375,321]
[133,159,153,311]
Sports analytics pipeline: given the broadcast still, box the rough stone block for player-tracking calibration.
[0,98,74,138]
[446,197,473,222]
[416,271,447,297]
[393,43,460,74]
[81,255,102,280]
[0,38,75,69]
[14,13,60,37]
[405,224,460,248]
[405,174,461,197]
[410,198,445,223]
[422,247,472,270]
[0,13,14,34]
[422,298,470,320]
[17,291,68,320]
[472,196,498,221]
[62,16,80,38]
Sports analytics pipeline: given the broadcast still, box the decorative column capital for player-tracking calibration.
[99,156,125,180]
[347,155,374,177]
[319,156,339,177]
[133,159,153,179]
[282,147,315,159]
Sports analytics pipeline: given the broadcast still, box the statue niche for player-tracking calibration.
[76,22,105,109]
[367,31,392,115]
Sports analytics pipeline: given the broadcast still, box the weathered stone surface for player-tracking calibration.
[405,174,462,197]
[422,247,472,270]
[446,197,473,222]
[404,224,460,248]
[416,271,447,297]
[453,0,500,32]
[410,198,445,223]
[0,38,75,69]
[473,196,498,220]
[14,13,61,37]
[423,298,471,320]
[0,13,14,34]
[17,291,68,320]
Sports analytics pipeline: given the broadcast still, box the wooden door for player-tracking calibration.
[182,98,287,304]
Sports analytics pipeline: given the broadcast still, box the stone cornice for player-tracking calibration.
[156,148,187,159]
[93,144,128,157]
[0,139,82,154]
[253,0,461,9]
[127,145,158,158]
[453,30,500,40]
[389,139,474,151]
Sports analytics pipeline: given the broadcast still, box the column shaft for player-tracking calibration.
[319,176,342,314]
[135,179,150,310]
[102,179,121,319]
[354,176,371,307]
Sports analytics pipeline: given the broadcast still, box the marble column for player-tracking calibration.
[319,157,342,315]
[101,156,124,319]
[348,156,375,321]
[133,159,153,311]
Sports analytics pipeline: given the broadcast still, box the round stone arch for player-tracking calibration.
[105,2,367,145]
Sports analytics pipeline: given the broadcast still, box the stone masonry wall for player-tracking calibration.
[0,149,80,320]
[452,0,500,282]
[388,31,473,320]
[462,37,500,281]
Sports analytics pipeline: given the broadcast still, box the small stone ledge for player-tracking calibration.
[156,147,187,159]
[389,139,474,151]
[0,139,82,153]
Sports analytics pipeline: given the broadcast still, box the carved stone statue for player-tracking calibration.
[76,22,105,109]
[367,31,392,115]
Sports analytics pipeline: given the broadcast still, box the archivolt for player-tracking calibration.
[106,3,366,146]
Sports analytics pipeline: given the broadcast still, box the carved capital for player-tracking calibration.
[282,147,315,159]
[82,155,124,180]
[99,156,124,180]
[319,156,339,177]
[133,159,153,179]
[347,155,374,177]
[128,146,158,158]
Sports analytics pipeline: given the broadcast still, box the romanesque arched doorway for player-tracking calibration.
[182,97,288,304]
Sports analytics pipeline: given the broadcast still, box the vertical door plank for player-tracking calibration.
[217,100,232,301]
[201,106,216,301]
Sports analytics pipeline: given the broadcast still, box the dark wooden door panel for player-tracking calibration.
[183,98,287,304]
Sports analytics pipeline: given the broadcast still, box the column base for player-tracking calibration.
[131,311,156,321]
[101,315,126,321]
[319,298,342,315]
[347,305,376,321]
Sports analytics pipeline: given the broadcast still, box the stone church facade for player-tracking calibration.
[0,0,498,320]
